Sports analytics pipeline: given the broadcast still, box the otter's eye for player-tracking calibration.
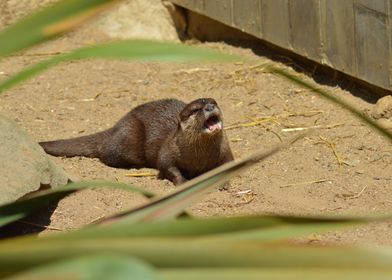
[191,108,200,114]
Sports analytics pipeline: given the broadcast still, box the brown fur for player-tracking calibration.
[40,98,233,185]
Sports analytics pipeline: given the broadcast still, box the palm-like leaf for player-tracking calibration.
[0,0,119,58]
[0,180,154,228]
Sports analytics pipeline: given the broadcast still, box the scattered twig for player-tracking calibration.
[79,90,117,101]
[225,117,277,130]
[282,127,310,132]
[282,123,344,132]
[336,186,368,200]
[268,129,283,142]
[225,111,324,131]
[286,110,324,117]
[241,195,256,204]
[249,62,269,71]
[318,136,346,166]
[234,189,256,204]
[94,91,103,99]
[280,179,329,188]
[350,186,368,199]
[17,220,64,231]
[80,98,95,102]
[175,67,212,75]
[125,172,157,177]
[25,103,36,111]
[293,89,312,94]
[373,176,392,181]
[369,154,391,163]
[235,189,253,195]
[88,215,106,225]
[230,137,243,142]
[330,206,344,211]
[230,62,269,75]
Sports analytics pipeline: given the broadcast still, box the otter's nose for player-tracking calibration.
[204,103,215,112]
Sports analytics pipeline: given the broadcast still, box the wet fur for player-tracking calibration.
[40,98,233,185]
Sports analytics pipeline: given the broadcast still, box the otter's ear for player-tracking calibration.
[208,98,217,105]
[178,108,190,122]
[178,114,188,131]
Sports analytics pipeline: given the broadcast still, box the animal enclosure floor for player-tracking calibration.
[1,28,392,245]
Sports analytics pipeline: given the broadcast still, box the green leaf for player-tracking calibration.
[0,0,119,58]
[0,40,238,94]
[2,237,392,276]
[97,133,305,224]
[0,213,372,276]
[4,254,158,280]
[0,180,154,228]
[50,215,364,243]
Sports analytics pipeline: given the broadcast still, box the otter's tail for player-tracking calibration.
[39,130,109,158]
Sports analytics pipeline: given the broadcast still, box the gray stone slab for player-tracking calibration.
[0,115,69,205]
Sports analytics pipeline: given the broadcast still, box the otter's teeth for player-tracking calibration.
[205,121,222,132]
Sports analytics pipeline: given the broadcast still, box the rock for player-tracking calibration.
[372,95,392,119]
[1,0,181,42]
[0,115,69,205]
[90,0,180,41]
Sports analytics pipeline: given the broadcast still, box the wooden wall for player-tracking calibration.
[171,0,392,92]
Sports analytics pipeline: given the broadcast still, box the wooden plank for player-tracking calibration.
[169,0,392,91]
[232,0,262,36]
[289,0,322,60]
[203,0,232,26]
[356,0,388,14]
[170,0,204,13]
[323,0,356,73]
[354,3,389,88]
[389,0,392,88]
[260,0,291,49]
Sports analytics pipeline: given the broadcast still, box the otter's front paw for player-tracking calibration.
[158,167,187,186]
[172,176,187,186]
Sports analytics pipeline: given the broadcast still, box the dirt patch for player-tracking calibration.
[1,28,391,245]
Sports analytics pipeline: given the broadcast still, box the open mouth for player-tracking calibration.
[203,115,222,133]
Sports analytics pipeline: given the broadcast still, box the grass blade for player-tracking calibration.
[97,133,305,224]
[0,40,238,94]
[0,0,119,58]
[0,180,154,228]
[4,254,158,280]
[41,215,366,243]
[2,238,392,274]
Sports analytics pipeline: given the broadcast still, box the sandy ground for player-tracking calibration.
[1,28,392,245]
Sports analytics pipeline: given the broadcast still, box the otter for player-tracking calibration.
[40,98,234,185]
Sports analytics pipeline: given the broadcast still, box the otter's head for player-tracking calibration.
[178,98,223,137]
